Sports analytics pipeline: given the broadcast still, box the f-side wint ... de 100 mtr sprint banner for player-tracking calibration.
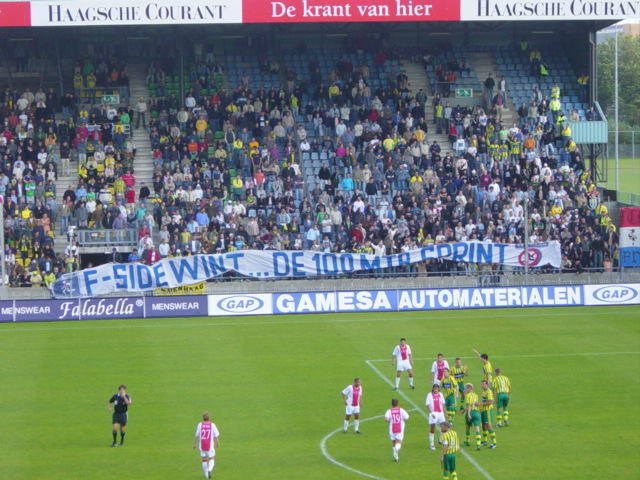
[50,241,561,297]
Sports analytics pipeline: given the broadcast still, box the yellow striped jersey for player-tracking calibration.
[441,430,460,454]
[491,375,511,394]
[450,365,466,383]
[465,391,479,411]
[480,388,494,412]
[440,375,457,397]
[482,361,493,381]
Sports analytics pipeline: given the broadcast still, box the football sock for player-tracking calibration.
[409,376,414,386]
[344,420,349,431]
[475,432,482,447]
[443,473,449,480]
[504,409,509,422]
[451,473,458,480]
[395,377,400,388]
[354,420,360,431]
[429,432,434,446]
[201,459,208,475]
[496,411,503,424]
[482,427,488,443]
[112,431,117,442]
[448,407,455,422]
[120,432,125,444]
[489,429,496,445]
[465,429,470,442]
[208,459,214,472]
[395,443,401,452]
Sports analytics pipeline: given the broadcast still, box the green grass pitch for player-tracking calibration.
[0,305,638,480]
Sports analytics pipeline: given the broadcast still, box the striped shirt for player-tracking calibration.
[450,365,466,384]
[481,361,493,382]
[480,388,494,412]
[492,375,511,394]
[440,375,458,398]
[465,391,479,411]
[441,430,460,454]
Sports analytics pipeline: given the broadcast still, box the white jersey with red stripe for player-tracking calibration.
[392,344,412,363]
[385,406,410,440]
[426,392,447,425]
[195,421,220,455]
[431,360,450,384]
[342,384,362,407]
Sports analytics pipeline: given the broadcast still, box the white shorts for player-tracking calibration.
[396,360,412,372]
[389,432,404,442]
[345,405,360,416]
[199,448,215,458]
[428,411,446,425]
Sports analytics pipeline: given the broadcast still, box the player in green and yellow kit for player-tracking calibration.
[463,384,482,450]
[440,368,458,425]
[472,349,493,384]
[450,357,467,413]
[491,368,511,427]
[478,380,497,448]
[440,421,459,480]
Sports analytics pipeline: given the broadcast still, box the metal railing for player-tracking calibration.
[74,87,130,105]
[76,229,138,247]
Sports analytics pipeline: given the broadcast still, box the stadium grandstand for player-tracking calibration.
[0,0,638,296]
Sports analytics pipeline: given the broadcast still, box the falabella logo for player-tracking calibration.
[592,286,638,303]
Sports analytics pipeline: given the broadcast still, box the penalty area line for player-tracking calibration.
[365,360,496,480]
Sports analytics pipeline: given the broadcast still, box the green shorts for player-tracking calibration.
[445,394,455,409]
[497,393,509,409]
[481,410,492,425]
[466,410,481,427]
[457,382,465,394]
[443,453,457,472]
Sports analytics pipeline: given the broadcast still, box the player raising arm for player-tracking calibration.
[472,349,493,384]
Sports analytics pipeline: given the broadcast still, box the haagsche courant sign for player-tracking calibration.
[0,0,636,27]
[0,285,638,323]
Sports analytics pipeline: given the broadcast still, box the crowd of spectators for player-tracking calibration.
[1,43,621,289]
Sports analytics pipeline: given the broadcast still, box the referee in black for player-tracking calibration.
[108,385,132,447]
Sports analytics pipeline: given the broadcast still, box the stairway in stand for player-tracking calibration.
[468,51,517,128]
[125,60,155,201]
[400,59,452,152]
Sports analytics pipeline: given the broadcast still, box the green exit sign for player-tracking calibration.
[102,95,119,105]
[455,89,473,98]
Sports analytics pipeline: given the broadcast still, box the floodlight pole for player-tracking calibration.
[524,196,529,285]
[614,28,619,192]
[0,195,7,297]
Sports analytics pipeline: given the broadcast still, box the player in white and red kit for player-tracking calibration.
[192,412,220,479]
[341,378,363,434]
[430,353,450,386]
[391,338,414,390]
[384,398,410,462]
[426,384,447,450]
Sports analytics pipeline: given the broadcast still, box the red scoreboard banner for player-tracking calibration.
[242,0,461,23]
[0,1,31,26]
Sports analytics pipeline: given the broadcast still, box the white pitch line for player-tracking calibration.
[0,309,637,333]
[365,360,495,480]
[319,409,418,480]
[366,351,640,363]
[320,415,390,480]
